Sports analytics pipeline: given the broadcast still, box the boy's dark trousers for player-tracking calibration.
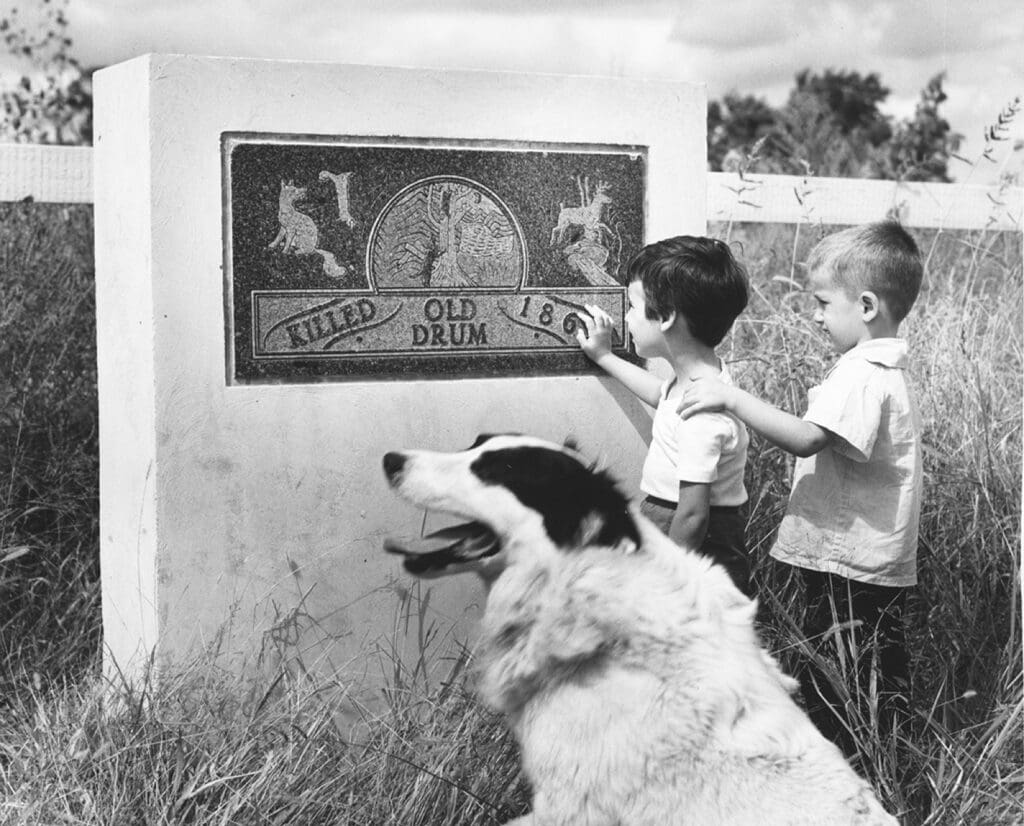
[639,495,750,597]
[797,568,910,759]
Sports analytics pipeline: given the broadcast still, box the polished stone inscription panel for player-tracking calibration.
[223,134,646,381]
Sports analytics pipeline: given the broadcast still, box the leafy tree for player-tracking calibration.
[708,93,778,171]
[770,81,891,179]
[709,69,962,182]
[1,0,92,144]
[888,73,962,182]
[791,69,892,146]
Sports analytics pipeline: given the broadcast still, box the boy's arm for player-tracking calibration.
[577,304,662,407]
[668,482,710,549]
[679,376,831,458]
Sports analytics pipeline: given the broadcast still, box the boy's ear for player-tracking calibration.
[658,310,677,332]
[859,291,880,322]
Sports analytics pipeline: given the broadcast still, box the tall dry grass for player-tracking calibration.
[0,203,99,693]
[1,648,528,824]
[721,220,1022,824]
[1,202,1020,822]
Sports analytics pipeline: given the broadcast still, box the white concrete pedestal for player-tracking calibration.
[93,55,706,699]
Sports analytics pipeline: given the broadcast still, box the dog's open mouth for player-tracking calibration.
[384,520,501,575]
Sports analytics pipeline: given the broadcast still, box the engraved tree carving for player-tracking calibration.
[267,179,348,280]
[386,180,518,288]
[425,183,478,287]
[550,176,618,286]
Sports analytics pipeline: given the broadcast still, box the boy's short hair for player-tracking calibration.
[627,236,749,347]
[806,222,923,322]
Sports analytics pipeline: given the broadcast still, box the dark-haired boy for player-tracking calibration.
[679,221,924,755]
[577,235,752,595]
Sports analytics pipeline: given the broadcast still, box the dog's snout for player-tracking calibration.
[383,451,406,481]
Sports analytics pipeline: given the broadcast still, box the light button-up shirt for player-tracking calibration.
[770,338,922,586]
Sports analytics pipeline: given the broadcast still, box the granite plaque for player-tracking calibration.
[223,134,646,382]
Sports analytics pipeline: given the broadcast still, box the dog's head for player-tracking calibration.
[382,434,639,579]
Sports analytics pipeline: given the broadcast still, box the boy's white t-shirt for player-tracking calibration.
[640,366,749,507]
[770,338,922,586]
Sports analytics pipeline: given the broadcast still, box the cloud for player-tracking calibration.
[55,0,1022,182]
[874,0,1024,59]
[665,1,910,101]
[670,0,798,51]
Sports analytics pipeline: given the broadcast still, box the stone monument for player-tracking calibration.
[93,55,706,701]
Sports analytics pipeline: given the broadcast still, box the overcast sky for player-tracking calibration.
[16,0,1024,182]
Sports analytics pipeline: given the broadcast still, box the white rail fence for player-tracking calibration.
[1,143,1021,231]
[1,144,93,204]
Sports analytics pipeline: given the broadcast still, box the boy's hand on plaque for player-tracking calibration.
[576,304,615,362]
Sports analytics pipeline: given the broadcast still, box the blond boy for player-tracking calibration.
[679,221,924,754]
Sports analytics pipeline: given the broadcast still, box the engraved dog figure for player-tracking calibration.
[267,179,347,279]
[319,170,356,229]
[268,180,318,255]
[550,178,613,246]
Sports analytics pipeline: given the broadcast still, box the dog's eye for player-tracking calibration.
[563,435,580,452]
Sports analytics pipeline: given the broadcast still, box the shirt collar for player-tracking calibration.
[837,338,909,369]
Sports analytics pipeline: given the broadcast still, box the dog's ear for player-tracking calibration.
[614,536,639,555]
[576,511,638,554]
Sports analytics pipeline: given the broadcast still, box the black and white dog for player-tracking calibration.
[383,434,897,826]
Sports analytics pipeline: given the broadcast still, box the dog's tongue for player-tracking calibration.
[384,521,500,574]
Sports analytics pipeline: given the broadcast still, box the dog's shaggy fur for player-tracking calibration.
[383,435,898,826]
